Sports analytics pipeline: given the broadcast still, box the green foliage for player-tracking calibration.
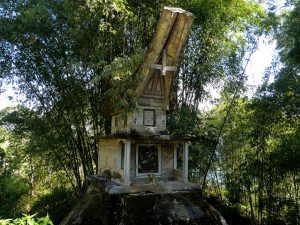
[0,0,142,196]
[30,187,76,225]
[0,106,74,220]
[0,214,53,225]
[94,51,144,115]
[176,0,267,107]
[0,0,269,194]
[167,105,201,136]
[275,132,300,174]
[0,148,4,172]
[270,66,300,118]
[0,175,29,218]
[202,92,300,224]
[0,0,278,223]
[277,2,300,65]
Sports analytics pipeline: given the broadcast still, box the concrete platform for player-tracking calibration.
[87,175,201,195]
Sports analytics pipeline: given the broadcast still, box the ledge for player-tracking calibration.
[87,175,200,195]
[164,7,195,17]
[96,133,193,141]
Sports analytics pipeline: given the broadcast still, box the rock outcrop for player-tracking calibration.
[61,182,227,225]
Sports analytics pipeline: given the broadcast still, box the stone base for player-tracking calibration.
[87,175,200,195]
[61,178,227,225]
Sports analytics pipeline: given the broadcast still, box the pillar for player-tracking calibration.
[183,141,189,183]
[124,140,131,185]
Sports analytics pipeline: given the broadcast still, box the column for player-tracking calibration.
[183,141,189,183]
[124,140,131,185]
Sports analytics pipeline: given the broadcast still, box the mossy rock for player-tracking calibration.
[61,184,227,225]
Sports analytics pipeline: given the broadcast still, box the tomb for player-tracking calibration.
[97,7,196,192]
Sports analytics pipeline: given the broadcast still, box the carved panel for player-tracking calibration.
[161,114,166,127]
[132,112,139,125]
[143,109,155,126]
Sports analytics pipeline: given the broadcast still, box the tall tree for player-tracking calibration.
[0,0,133,195]
[0,0,268,196]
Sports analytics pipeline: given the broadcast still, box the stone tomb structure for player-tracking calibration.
[97,7,196,192]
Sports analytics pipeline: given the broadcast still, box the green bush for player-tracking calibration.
[30,187,76,224]
[0,175,29,218]
[0,214,53,225]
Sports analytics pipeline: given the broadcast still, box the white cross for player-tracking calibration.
[150,49,177,75]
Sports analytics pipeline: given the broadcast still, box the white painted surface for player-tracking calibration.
[124,140,131,185]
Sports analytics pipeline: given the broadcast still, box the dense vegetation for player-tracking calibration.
[0,0,299,224]
[0,214,53,225]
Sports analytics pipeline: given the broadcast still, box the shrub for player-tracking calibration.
[0,214,53,225]
[0,175,29,218]
[31,187,76,224]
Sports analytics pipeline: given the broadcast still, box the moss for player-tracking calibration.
[61,185,227,225]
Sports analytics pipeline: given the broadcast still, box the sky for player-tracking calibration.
[246,37,276,93]
[196,36,277,110]
[0,83,15,110]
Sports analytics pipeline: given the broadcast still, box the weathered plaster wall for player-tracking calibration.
[111,107,167,135]
[161,143,174,179]
[98,139,183,184]
[98,139,119,175]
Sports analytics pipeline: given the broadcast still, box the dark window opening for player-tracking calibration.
[124,115,127,126]
[137,145,159,174]
[176,143,183,170]
[120,142,125,170]
[115,116,118,127]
